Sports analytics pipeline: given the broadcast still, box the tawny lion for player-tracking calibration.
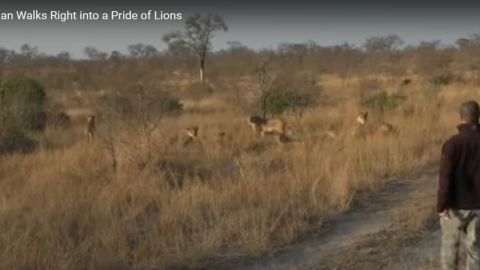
[377,121,395,135]
[55,112,71,128]
[183,126,199,146]
[356,112,368,125]
[86,115,96,141]
[218,131,233,142]
[248,115,291,144]
[248,115,286,137]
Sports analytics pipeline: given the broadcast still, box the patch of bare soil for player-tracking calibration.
[313,210,439,270]
[222,168,439,270]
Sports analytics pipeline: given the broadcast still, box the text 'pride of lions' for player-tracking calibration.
[0,10,183,22]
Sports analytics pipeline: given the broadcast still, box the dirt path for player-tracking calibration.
[227,168,439,270]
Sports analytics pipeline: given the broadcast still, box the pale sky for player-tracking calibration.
[0,0,479,58]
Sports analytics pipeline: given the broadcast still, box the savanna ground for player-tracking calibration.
[2,39,480,270]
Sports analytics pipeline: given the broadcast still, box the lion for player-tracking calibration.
[86,115,96,141]
[325,129,338,139]
[356,112,368,125]
[183,126,199,146]
[248,116,286,137]
[54,112,71,128]
[377,121,396,135]
[354,111,396,138]
[248,115,291,144]
[401,78,412,86]
[185,126,199,139]
[217,131,233,142]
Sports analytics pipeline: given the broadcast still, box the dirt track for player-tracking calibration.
[225,168,440,270]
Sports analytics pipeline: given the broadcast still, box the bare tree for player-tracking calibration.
[363,35,405,75]
[364,35,404,53]
[0,48,14,64]
[454,34,480,82]
[163,13,228,83]
[226,41,250,53]
[256,59,275,118]
[20,44,39,59]
[253,57,287,118]
[330,42,362,87]
[127,43,158,58]
[56,51,71,61]
[84,46,108,61]
[109,50,124,62]
[99,83,182,171]
[278,43,311,70]
[250,58,318,120]
[412,41,452,77]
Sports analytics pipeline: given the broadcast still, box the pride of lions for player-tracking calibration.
[69,110,395,145]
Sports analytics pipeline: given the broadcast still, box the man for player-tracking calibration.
[438,100,480,270]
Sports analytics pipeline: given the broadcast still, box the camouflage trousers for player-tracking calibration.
[441,209,480,270]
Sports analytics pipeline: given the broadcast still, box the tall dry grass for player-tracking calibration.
[0,76,476,269]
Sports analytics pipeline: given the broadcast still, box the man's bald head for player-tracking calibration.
[460,100,480,124]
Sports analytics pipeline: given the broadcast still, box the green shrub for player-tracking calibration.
[0,76,46,130]
[158,91,183,115]
[261,90,311,116]
[431,73,454,87]
[0,121,36,154]
[103,88,182,119]
[361,91,406,112]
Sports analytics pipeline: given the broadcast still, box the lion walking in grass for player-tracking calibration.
[86,115,96,141]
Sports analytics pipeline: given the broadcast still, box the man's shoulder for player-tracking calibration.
[444,133,460,145]
[443,130,480,149]
[442,134,460,151]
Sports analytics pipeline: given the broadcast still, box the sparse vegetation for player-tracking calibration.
[0,73,456,269]
[0,76,46,130]
[182,81,214,101]
[1,30,480,270]
[261,90,309,115]
[361,90,406,112]
[431,73,455,86]
[0,122,36,154]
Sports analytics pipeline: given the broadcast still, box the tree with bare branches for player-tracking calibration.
[454,34,480,83]
[84,46,108,61]
[163,13,228,83]
[364,35,404,53]
[99,83,182,172]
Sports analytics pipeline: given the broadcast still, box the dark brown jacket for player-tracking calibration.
[438,123,480,212]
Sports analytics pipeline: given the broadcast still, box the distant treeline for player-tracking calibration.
[2,34,480,89]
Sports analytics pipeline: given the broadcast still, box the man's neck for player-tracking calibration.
[460,120,478,124]
[459,121,480,129]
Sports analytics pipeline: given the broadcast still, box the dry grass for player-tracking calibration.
[0,75,477,269]
[316,174,439,270]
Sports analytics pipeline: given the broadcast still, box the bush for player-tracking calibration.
[102,87,183,119]
[361,91,406,112]
[431,73,454,87]
[0,76,46,130]
[158,91,183,115]
[261,90,311,116]
[0,121,36,154]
